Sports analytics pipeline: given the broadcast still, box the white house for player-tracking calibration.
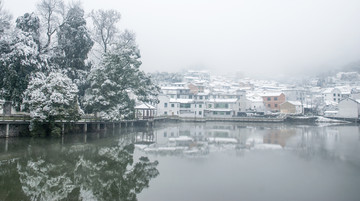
[282,88,306,102]
[322,88,342,103]
[337,98,360,119]
[204,99,239,118]
[246,93,265,113]
[156,95,178,116]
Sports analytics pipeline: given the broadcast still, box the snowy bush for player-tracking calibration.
[24,71,82,136]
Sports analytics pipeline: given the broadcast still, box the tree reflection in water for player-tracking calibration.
[14,143,159,201]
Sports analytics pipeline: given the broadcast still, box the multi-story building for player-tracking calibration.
[261,92,286,112]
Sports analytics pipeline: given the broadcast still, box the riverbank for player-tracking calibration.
[0,115,356,138]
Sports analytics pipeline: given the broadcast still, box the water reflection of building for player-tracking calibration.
[263,129,296,148]
[136,123,298,156]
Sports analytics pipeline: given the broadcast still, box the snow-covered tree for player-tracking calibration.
[84,31,159,120]
[55,4,93,107]
[23,71,81,136]
[16,12,41,47]
[57,4,93,80]
[0,0,12,37]
[16,143,159,200]
[0,13,42,110]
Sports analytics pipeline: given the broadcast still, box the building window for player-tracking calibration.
[338,94,340,97]
[199,111,202,115]
[275,104,278,108]
[274,97,278,101]
[164,103,168,107]
[164,111,167,115]
[189,95,192,99]
[333,93,336,97]
[200,96,203,100]
[171,103,175,108]
[226,112,231,115]
[267,97,271,101]
[164,132,167,137]
[268,104,271,107]
[333,98,336,101]
[180,103,191,108]
[199,104,202,108]
[208,104,212,108]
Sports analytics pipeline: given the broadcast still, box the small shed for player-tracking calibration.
[135,103,156,119]
[280,101,303,114]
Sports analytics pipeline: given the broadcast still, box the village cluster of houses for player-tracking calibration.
[135,71,360,120]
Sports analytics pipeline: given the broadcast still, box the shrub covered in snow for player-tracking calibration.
[24,71,82,136]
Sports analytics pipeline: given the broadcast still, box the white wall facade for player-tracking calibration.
[337,98,360,119]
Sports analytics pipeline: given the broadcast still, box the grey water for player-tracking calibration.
[1,122,360,201]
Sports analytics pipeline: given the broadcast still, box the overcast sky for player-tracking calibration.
[3,0,360,79]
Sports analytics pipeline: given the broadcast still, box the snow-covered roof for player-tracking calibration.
[169,99,194,104]
[322,88,334,94]
[208,137,237,143]
[168,136,193,142]
[208,98,238,103]
[259,92,284,97]
[246,93,263,102]
[336,86,352,94]
[135,103,155,110]
[286,101,302,106]
[324,100,338,106]
[161,86,188,90]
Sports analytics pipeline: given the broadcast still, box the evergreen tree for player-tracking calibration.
[16,13,41,47]
[57,4,93,80]
[0,13,42,110]
[84,31,159,120]
[56,4,93,107]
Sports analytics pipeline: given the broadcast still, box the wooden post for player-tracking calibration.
[5,123,9,138]
[4,138,8,152]
[84,133,87,143]
[61,123,65,135]
[84,123,88,133]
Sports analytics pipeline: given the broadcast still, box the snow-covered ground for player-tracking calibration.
[316,116,351,124]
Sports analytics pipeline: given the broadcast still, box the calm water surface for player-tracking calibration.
[1,122,360,201]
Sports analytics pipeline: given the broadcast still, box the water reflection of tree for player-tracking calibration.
[15,143,159,201]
